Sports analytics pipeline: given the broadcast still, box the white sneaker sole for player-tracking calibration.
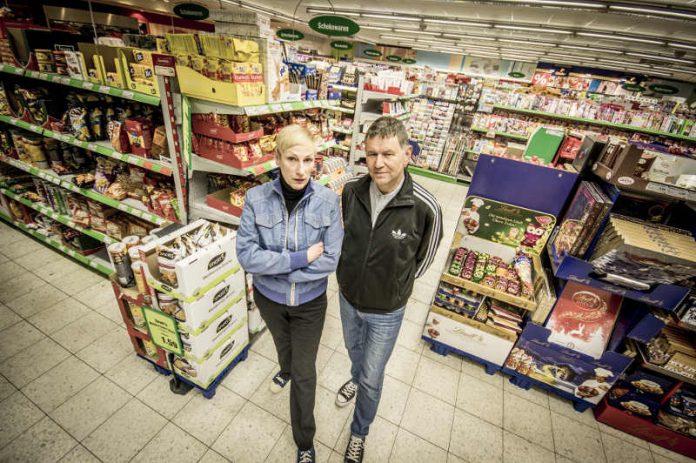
[335,396,355,407]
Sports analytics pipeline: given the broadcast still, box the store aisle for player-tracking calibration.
[0,177,690,463]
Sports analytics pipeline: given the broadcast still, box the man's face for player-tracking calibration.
[276,142,315,190]
[365,135,411,193]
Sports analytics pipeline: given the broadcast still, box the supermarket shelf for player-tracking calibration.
[189,98,339,116]
[634,340,696,386]
[470,127,529,141]
[24,70,161,106]
[331,127,353,135]
[354,165,368,175]
[0,64,25,75]
[493,105,696,143]
[407,165,459,184]
[0,210,114,275]
[245,159,278,175]
[360,111,411,123]
[361,90,420,103]
[329,106,355,115]
[190,153,278,176]
[0,187,118,245]
[354,149,365,160]
[190,201,240,226]
[329,84,358,92]
[0,155,171,226]
[441,273,536,311]
[0,115,173,176]
[456,174,473,183]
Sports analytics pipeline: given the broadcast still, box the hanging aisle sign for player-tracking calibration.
[386,55,402,62]
[622,83,647,92]
[649,84,679,95]
[143,306,184,355]
[276,29,304,41]
[402,58,417,64]
[508,71,526,78]
[173,3,209,20]
[364,49,382,57]
[309,15,360,36]
[331,40,353,50]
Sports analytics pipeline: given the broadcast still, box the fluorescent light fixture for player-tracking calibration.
[497,38,556,47]
[609,5,696,20]
[493,24,573,34]
[558,44,623,55]
[393,28,441,36]
[520,0,605,7]
[458,45,499,52]
[305,8,360,16]
[239,3,271,15]
[423,18,491,27]
[625,52,695,65]
[597,58,653,68]
[546,54,596,62]
[360,25,392,31]
[576,32,664,45]
[415,39,459,45]
[644,70,674,77]
[442,34,497,42]
[668,42,696,51]
[438,47,465,53]
[362,13,421,21]
[672,67,696,75]
[498,48,542,56]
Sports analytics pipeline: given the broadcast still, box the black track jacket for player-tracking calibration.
[337,172,443,313]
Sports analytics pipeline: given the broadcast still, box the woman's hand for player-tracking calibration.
[307,242,324,263]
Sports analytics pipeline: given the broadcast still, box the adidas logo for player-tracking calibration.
[391,229,407,240]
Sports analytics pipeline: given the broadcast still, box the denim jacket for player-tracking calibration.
[236,178,343,306]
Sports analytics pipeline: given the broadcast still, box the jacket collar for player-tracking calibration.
[271,177,315,199]
[354,170,415,211]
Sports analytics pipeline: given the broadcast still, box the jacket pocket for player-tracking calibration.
[255,208,284,250]
[303,211,331,247]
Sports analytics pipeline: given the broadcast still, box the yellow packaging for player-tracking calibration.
[205,57,221,79]
[191,55,206,73]
[132,49,153,67]
[175,54,191,67]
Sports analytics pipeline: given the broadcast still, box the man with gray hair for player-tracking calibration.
[335,116,443,463]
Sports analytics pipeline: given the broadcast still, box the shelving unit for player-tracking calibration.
[470,127,529,141]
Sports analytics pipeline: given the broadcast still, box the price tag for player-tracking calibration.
[82,81,94,90]
[87,143,98,151]
[60,76,70,85]
[142,306,183,355]
[98,85,111,94]
[14,67,22,75]
[270,104,283,113]
[486,130,496,139]
[122,90,134,98]
[27,71,39,78]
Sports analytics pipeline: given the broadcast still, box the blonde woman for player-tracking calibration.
[236,124,343,463]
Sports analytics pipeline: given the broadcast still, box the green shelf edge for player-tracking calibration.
[493,105,696,143]
[407,165,461,184]
[0,210,114,275]
[470,127,529,141]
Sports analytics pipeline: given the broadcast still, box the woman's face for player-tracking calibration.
[277,141,316,190]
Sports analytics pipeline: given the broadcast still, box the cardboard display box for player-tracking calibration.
[119,47,160,96]
[176,64,265,106]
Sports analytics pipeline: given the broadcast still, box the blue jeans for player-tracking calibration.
[339,291,406,438]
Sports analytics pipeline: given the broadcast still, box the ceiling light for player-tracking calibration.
[305,8,360,17]
[558,44,623,55]
[668,42,696,51]
[519,0,605,7]
[239,3,270,14]
[498,48,542,56]
[497,38,556,47]
[362,13,421,21]
[442,34,497,42]
[644,70,673,77]
[577,32,664,45]
[393,28,441,36]
[360,25,392,31]
[459,45,499,52]
[546,54,596,62]
[625,52,695,65]
[437,47,465,53]
[494,24,573,34]
[381,34,423,41]
[469,53,501,59]
[597,58,653,68]
[415,38,458,45]
[608,5,696,20]
[672,67,696,75]
[423,19,491,27]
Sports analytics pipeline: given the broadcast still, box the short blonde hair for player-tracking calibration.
[275,124,316,157]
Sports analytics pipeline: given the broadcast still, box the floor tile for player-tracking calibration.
[0,337,71,388]
[503,392,554,451]
[597,422,650,450]
[413,356,460,405]
[250,330,280,363]
[396,319,428,354]
[5,283,69,318]
[649,444,694,463]
[0,235,43,259]
[314,384,355,449]
[137,372,195,419]
[105,354,159,395]
[33,259,83,284]
[0,416,76,463]
[22,356,99,413]
[131,422,208,463]
[318,349,353,393]
[0,374,17,400]
[50,376,131,441]
[400,388,454,449]
[447,453,466,463]
[405,297,431,325]
[411,279,436,305]
[0,271,52,304]
[450,408,503,462]
[0,320,46,362]
[90,296,125,327]
[0,391,46,449]
[173,386,245,446]
[267,425,332,463]
[421,345,463,372]
[602,433,653,463]
[15,247,61,272]
[548,394,597,429]
[0,252,7,264]
[83,398,167,463]
[220,350,276,399]
[503,431,555,463]
[0,303,21,331]
[552,411,606,463]
[503,378,549,408]
[212,401,285,463]
[456,371,503,427]
[58,444,100,462]
[460,357,504,388]
[27,297,92,335]
[316,344,334,373]
[73,280,116,311]
[335,415,398,463]
[50,268,104,296]
[51,311,117,353]
[320,314,345,351]
[199,449,231,463]
[250,368,291,423]
[385,345,420,385]
[326,292,341,320]
[376,374,411,425]
[389,428,448,463]
[76,327,132,373]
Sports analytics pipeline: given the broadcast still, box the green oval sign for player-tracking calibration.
[386,55,402,62]
[649,84,679,95]
[508,72,525,78]
[622,83,647,92]
[173,3,209,20]
[331,40,352,50]
[364,49,382,57]
[276,29,304,41]
[309,15,360,36]
[402,58,416,64]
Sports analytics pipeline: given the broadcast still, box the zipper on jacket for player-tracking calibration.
[290,208,299,306]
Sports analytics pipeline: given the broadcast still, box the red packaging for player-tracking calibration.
[124,119,154,157]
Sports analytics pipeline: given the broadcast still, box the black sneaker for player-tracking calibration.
[344,435,365,463]
[336,379,357,407]
[269,371,290,393]
[297,447,315,463]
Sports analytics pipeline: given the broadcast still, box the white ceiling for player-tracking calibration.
[109,0,696,81]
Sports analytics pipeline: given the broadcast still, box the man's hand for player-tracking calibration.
[307,242,324,263]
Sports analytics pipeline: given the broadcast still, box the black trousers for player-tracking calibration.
[254,288,327,451]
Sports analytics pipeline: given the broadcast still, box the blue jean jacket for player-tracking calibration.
[236,178,344,306]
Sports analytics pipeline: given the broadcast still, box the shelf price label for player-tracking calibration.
[82,81,94,90]
[98,85,111,94]
[122,90,134,99]
[142,306,184,355]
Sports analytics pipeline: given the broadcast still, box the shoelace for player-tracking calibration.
[342,382,357,397]
[298,450,313,463]
[346,437,364,461]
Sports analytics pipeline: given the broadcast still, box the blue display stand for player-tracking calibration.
[501,367,593,412]
[422,336,501,376]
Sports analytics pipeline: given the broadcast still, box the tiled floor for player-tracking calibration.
[0,177,693,463]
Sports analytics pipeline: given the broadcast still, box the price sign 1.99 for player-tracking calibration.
[142,306,184,356]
